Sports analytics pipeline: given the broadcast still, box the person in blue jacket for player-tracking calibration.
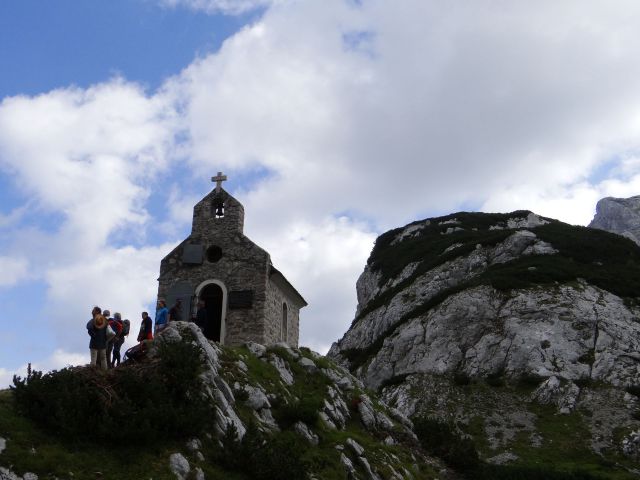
[154,299,169,335]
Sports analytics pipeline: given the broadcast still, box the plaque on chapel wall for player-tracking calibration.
[182,244,204,264]
[228,290,254,309]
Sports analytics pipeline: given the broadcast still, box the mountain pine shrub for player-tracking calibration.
[11,340,211,443]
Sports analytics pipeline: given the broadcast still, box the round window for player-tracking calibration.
[206,245,223,263]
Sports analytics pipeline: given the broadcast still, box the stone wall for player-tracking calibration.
[158,233,270,345]
[264,279,301,347]
[191,190,244,238]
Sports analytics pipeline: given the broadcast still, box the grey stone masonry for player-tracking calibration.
[157,184,306,347]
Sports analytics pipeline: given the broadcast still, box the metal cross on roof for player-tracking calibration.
[211,171,227,193]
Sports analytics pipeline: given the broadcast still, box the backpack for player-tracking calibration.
[122,319,131,337]
[109,319,122,337]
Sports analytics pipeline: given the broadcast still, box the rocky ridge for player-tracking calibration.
[329,210,640,476]
[589,195,640,245]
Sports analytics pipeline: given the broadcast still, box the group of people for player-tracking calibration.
[86,307,131,370]
[86,298,183,370]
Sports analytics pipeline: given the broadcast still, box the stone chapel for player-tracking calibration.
[157,173,307,347]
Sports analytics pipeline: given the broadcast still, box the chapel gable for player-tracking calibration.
[157,172,307,348]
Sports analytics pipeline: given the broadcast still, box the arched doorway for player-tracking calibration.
[196,280,226,343]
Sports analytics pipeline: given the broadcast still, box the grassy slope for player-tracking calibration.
[0,346,444,480]
[411,377,639,480]
[0,389,184,480]
[216,345,442,480]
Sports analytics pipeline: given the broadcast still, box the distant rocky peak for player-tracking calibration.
[589,195,640,245]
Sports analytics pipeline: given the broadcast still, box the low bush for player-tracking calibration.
[217,423,309,480]
[11,340,211,443]
[413,416,603,479]
[485,369,506,387]
[477,465,603,480]
[517,372,547,388]
[625,385,640,398]
[453,371,471,386]
[273,395,321,429]
[412,416,480,473]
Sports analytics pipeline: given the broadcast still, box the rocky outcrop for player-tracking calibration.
[329,210,640,469]
[589,195,640,245]
[148,322,434,480]
[351,283,640,391]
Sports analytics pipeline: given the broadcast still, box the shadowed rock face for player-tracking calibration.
[589,195,640,245]
[328,211,640,466]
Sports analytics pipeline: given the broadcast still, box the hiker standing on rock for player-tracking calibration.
[110,313,127,367]
[87,306,108,370]
[138,311,153,342]
[169,298,183,322]
[154,299,169,335]
[105,310,120,368]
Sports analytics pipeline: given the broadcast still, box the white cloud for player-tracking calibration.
[169,0,640,232]
[0,368,14,389]
[0,256,29,287]
[0,79,177,249]
[246,215,376,354]
[0,349,88,389]
[159,0,278,15]
[0,79,180,360]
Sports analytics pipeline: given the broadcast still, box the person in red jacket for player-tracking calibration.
[107,312,123,368]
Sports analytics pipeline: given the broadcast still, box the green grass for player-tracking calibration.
[505,404,637,480]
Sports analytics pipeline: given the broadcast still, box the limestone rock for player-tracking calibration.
[340,453,357,477]
[486,452,519,465]
[268,354,294,385]
[357,394,395,433]
[589,195,640,245]
[293,421,319,445]
[622,430,640,458]
[185,438,202,452]
[236,360,248,372]
[531,376,580,414]
[319,411,337,429]
[346,437,365,456]
[340,283,640,391]
[245,341,267,358]
[255,408,279,431]
[0,468,20,480]
[0,437,5,454]
[273,341,300,359]
[358,455,382,480]
[244,385,270,411]
[298,356,317,373]
[169,453,190,480]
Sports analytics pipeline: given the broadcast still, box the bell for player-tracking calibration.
[215,202,224,217]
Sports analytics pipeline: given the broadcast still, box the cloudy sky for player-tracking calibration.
[2,0,640,387]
